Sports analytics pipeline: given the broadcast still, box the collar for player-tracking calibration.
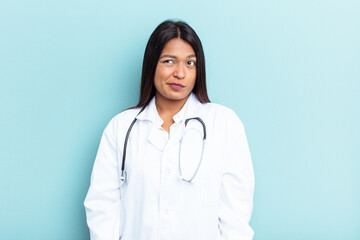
[136,92,203,124]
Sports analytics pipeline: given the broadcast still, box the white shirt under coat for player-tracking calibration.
[84,93,255,240]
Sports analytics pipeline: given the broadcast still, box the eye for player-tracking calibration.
[163,59,175,64]
[187,61,196,66]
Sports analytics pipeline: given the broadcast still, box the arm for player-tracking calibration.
[84,119,121,240]
[218,113,255,240]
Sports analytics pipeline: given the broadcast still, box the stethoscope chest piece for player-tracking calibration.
[120,170,127,186]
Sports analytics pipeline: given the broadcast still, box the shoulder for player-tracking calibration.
[104,108,141,133]
[201,102,244,126]
[112,108,141,123]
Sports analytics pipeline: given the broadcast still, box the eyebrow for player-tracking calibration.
[159,54,196,59]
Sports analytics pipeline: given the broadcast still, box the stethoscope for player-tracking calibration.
[120,109,207,185]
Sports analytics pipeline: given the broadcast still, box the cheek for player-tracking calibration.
[153,66,162,89]
[190,71,196,87]
[154,66,171,83]
[153,71,160,87]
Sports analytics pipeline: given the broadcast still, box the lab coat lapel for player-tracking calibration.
[136,98,167,152]
[147,125,167,151]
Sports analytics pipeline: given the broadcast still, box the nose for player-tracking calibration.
[173,64,185,79]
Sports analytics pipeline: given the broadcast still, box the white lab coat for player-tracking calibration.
[84,93,255,240]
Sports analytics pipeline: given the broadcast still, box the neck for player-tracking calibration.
[155,93,190,119]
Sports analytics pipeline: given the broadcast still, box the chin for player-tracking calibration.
[169,92,191,101]
[159,91,191,102]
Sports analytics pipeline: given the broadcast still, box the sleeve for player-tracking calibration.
[218,112,255,240]
[84,118,122,240]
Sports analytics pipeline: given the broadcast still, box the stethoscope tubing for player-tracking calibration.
[120,110,206,185]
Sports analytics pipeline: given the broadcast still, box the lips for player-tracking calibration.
[168,82,185,90]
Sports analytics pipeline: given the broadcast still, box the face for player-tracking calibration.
[154,38,196,104]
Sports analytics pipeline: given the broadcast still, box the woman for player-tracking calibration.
[84,20,255,240]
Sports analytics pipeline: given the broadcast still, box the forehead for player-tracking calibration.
[161,38,195,56]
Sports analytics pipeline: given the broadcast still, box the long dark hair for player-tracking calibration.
[134,19,210,109]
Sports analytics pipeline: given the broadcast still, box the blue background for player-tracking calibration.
[1,0,359,239]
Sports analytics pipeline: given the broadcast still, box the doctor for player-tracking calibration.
[84,20,255,240]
